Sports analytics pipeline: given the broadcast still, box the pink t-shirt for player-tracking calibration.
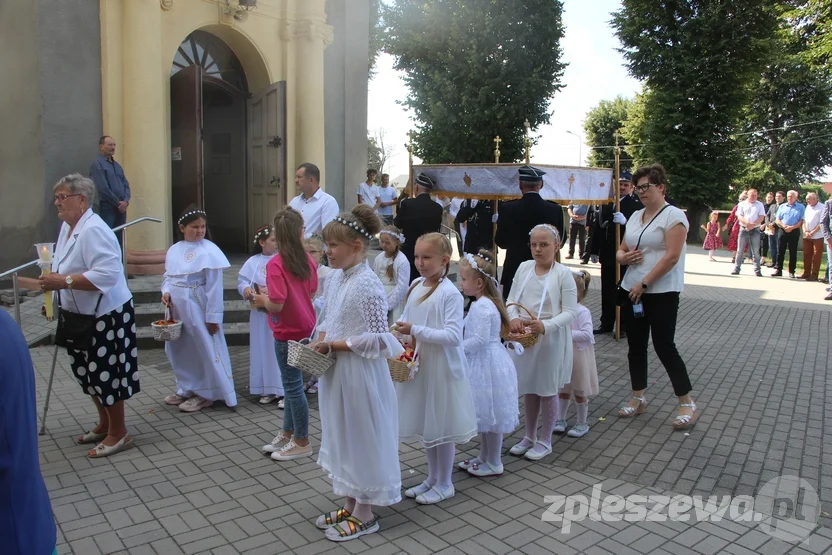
[266,253,318,341]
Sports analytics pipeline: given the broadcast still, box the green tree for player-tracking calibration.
[796,0,832,65]
[382,0,566,163]
[583,96,635,172]
[368,135,382,173]
[612,0,781,237]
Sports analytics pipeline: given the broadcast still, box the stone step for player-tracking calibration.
[130,287,242,305]
[134,299,252,327]
[136,321,251,350]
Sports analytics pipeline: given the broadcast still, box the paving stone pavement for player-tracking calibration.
[27,245,832,554]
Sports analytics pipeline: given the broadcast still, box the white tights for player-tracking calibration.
[478,432,504,467]
[426,443,456,489]
[523,394,559,447]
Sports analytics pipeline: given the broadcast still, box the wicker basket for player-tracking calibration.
[287,339,334,377]
[151,306,183,342]
[388,358,415,383]
[503,302,540,348]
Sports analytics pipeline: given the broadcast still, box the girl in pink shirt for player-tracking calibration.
[254,207,318,461]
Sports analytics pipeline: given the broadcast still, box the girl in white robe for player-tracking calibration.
[506,224,577,461]
[310,205,403,543]
[395,233,478,506]
[161,208,236,412]
[304,236,334,394]
[372,226,410,326]
[239,226,283,405]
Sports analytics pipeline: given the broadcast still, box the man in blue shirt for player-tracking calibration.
[0,310,57,555]
[89,135,131,246]
[772,189,805,278]
[566,202,590,259]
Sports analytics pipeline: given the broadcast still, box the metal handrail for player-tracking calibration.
[3,216,163,328]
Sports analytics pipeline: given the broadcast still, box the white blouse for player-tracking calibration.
[52,209,132,317]
[620,205,689,294]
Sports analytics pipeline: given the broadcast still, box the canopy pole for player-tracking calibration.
[614,137,622,342]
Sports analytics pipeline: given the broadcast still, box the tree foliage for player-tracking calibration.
[382,0,566,163]
[612,0,782,235]
[582,96,636,173]
[795,0,832,65]
[368,0,383,77]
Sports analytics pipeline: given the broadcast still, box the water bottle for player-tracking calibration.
[632,301,644,318]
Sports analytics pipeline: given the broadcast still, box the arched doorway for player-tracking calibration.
[170,30,286,252]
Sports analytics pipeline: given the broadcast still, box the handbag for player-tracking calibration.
[54,290,104,351]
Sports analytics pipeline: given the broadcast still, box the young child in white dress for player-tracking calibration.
[456,249,519,477]
[506,224,578,460]
[395,233,478,505]
[303,236,333,395]
[373,226,410,326]
[239,225,284,406]
[161,207,236,412]
[553,270,599,438]
[309,205,403,542]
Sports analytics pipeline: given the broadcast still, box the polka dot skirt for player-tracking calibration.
[68,300,140,407]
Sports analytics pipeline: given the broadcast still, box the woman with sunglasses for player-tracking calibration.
[615,164,698,430]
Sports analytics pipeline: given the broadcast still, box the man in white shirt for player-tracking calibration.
[732,188,766,276]
[288,163,340,239]
[376,173,397,226]
[801,192,824,281]
[356,169,380,212]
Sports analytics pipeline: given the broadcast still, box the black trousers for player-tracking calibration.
[599,258,624,330]
[568,223,586,257]
[776,228,800,274]
[619,290,692,397]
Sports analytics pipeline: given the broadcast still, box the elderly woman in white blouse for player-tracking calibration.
[615,164,697,430]
[39,173,139,458]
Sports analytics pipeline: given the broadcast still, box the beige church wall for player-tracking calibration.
[99,0,331,253]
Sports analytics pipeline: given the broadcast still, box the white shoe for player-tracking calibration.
[415,484,455,505]
[467,462,503,477]
[262,435,291,454]
[567,424,589,438]
[277,398,285,409]
[524,441,552,461]
[552,420,568,434]
[509,437,534,456]
[404,481,431,499]
[259,395,276,405]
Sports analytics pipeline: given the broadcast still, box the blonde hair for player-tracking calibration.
[322,204,382,252]
[459,249,511,336]
[573,269,591,303]
[302,236,324,265]
[407,232,451,304]
[273,207,311,281]
[379,225,403,281]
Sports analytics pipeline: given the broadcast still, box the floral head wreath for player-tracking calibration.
[334,216,372,239]
[529,223,561,244]
[463,252,500,289]
[379,229,405,244]
[178,209,206,226]
[253,225,272,244]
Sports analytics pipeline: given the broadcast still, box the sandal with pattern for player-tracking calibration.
[457,458,481,470]
[325,516,379,542]
[315,507,351,530]
[618,396,648,418]
[672,403,698,430]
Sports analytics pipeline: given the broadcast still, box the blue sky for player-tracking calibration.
[367,0,640,181]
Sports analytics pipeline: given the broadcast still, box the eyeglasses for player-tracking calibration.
[634,183,655,192]
[54,193,82,202]
[528,242,553,250]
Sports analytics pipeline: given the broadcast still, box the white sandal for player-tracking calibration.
[673,403,698,430]
[88,435,133,458]
[76,430,107,445]
[618,396,648,417]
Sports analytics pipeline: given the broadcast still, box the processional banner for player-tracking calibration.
[412,164,614,204]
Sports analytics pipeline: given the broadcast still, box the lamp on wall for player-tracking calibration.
[225,0,256,21]
[237,0,257,9]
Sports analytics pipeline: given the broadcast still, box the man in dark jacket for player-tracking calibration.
[455,198,494,255]
[594,171,643,335]
[495,166,566,299]
[394,172,444,282]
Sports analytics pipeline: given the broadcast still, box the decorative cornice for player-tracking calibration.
[280,19,334,46]
[160,0,173,10]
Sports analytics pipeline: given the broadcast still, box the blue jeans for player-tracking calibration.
[99,205,126,249]
[768,233,779,267]
[274,340,308,439]
[826,241,832,283]
[734,229,762,273]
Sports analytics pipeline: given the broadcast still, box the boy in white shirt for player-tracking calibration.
[357,169,380,212]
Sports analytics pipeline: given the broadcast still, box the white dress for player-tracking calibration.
[396,278,478,448]
[372,251,410,326]
[317,263,403,506]
[463,297,519,434]
[566,304,599,397]
[507,261,578,397]
[238,254,283,397]
[162,240,236,406]
[311,265,335,341]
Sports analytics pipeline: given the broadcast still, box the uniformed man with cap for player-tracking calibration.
[593,170,643,336]
[495,166,566,300]
[394,172,444,282]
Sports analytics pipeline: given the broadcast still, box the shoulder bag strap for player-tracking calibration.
[634,204,671,251]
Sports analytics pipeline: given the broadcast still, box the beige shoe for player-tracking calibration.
[163,394,187,406]
[270,439,313,461]
[178,396,213,412]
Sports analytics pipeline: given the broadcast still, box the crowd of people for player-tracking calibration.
[6,160,700,546]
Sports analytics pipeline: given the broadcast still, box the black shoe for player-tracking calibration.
[731,269,740,275]
[615,330,627,339]
[826,292,832,301]
[790,273,796,279]
[771,271,783,277]
[593,327,613,335]
[579,260,589,265]
[755,271,762,277]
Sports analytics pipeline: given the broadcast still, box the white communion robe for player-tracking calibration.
[372,250,410,326]
[317,263,404,505]
[238,253,283,397]
[162,239,237,406]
